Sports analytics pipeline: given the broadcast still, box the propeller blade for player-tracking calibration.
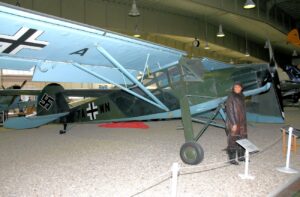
[266,40,284,118]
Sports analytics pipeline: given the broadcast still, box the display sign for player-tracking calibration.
[236,139,259,153]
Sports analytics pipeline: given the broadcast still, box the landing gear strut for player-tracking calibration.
[179,93,226,165]
[59,123,67,134]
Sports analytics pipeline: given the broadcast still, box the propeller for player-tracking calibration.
[265,40,284,118]
[20,80,27,89]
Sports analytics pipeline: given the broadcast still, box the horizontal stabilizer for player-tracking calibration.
[4,112,69,129]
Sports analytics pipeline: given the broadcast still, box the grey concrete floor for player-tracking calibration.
[0,107,299,197]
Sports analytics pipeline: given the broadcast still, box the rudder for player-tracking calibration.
[37,83,69,116]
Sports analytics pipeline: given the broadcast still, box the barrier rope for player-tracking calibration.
[129,170,171,197]
[129,134,282,196]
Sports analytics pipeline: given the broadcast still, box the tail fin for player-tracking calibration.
[37,83,69,116]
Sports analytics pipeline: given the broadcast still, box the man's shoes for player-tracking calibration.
[229,159,239,165]
[238,157,245,162]
[228,149,239,165]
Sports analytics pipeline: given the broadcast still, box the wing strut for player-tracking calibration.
[96,46,169,111]
[71,62,167,111]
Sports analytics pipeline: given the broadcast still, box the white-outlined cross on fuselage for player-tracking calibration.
[86,102,98,120]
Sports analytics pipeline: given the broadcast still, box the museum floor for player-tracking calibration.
[0,107,299,196]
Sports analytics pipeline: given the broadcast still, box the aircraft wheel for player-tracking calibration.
[180,142,204,165]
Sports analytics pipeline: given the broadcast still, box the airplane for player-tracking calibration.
[0,80,27,112]
[0,3,284,165]
[280,64,300,103]
[0,80,36,119]
[283,64,300,83]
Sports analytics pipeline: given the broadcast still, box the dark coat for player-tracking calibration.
[225,92,247,138]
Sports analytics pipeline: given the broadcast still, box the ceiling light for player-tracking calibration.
[133,25,141,38]
[204,41,210,50]
[217,24,225,37]
[264,40,270,49]
[245,50,250,57]
[128,0,140,17]
[292,50,298,57]
[244,0,256,9]
[16,0,20,6]
[204,16,210,49]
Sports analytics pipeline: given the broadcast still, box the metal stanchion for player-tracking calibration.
[277,127,298,174]
[239,150,255,180]
[170,163,180,197]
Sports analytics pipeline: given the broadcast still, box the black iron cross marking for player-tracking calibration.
[39,93,54,111]
[0,27,48,55]
[86,102,98,120]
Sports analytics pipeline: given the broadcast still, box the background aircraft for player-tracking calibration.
[280,64,300,103]
[0,80,27,112]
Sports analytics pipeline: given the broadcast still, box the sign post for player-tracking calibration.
[236,139,259,180]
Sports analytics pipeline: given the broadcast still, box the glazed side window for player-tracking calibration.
[155,71,168,87]
[182,65,198,81]
[168,67,180,84]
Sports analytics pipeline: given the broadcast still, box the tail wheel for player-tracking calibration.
[180,142,204,165]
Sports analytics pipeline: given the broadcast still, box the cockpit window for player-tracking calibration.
[155,71,169,87]
[182,64,199,81]
[168,67,180,84]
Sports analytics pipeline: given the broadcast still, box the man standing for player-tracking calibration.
[225,82,247,165]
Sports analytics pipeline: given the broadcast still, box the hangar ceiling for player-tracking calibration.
[115,0,299,64]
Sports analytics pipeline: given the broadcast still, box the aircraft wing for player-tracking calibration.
[0,3,186,111]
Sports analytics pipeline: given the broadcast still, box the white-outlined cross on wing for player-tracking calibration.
[0,27,48,55]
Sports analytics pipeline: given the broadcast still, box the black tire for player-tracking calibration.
[180,142,204,165]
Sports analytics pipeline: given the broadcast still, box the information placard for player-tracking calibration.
[236,139,259,153]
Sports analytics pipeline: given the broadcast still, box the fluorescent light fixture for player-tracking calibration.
[244,0,256,9]
[128,0,140,17]
[217,24,225,37]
